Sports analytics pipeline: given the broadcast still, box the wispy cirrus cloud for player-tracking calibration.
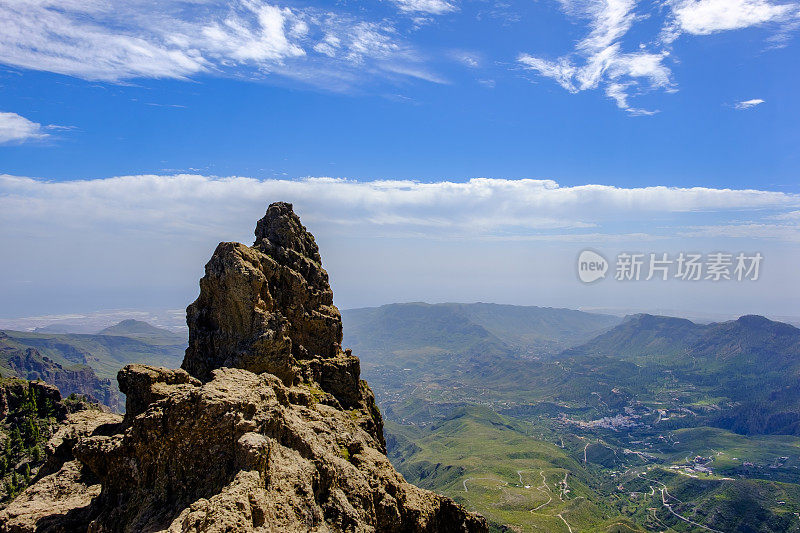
[390,0,457,15]
[0,0,433,88]
[518,0,800,114]
[1,0,796,107]
[518,0,673,115]
[735,98,766,109]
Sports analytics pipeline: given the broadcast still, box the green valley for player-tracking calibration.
[343,304,800,532]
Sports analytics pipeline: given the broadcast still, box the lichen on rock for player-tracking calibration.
[0,203,486,532]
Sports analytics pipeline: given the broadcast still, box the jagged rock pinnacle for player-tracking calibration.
[182,202,343,385]
[0,204,487,533]
[253,202,322,263]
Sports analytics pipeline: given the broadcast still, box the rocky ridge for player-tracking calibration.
[0,203,486,532]
[4,348,118,411]
[0,376,116,510]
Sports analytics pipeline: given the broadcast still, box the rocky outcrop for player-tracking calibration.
[181,202,384,448]
[1,203,486,532]
[0,375,118,516]
[0,379,62,421]
[183,202,345,383]
[0,409,121,531]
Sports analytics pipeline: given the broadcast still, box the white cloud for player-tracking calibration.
[391,0,457,15]
[199,4,305,63]
[668,0,798,35]
[518,0,672,114]
[2,174,799,317]
[0,0,425,87]
[519,0,800,112]
[1,174,798,241]
[0,0,206,80]
[0,112,50,144]
[735,98,766,109]
[570,0,637,53]
[518,55,578,92]
[313,34,341,58]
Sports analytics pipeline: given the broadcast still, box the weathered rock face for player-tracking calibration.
[0,375,119,518]
[181,202,382,447]
[183,202,343,385]
[0,408,121,531]
[0,203,486,533]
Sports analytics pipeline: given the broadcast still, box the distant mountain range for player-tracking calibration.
[2,301,799,531]
[342,303,623,422]
[346,304,800,437]
[562,313,800,436]
[343,302,622,360]
[566,313,800,362]
[0,320,187,411]
[344,303,800,531]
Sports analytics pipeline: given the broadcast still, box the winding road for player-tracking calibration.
[637,471,722,532]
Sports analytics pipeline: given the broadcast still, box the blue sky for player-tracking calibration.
[1,0,799,187]
[1,0,800,321]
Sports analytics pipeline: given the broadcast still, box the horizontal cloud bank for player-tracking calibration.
[2,173,800,318]
[2,174,800,241]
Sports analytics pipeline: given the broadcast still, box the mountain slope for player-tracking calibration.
[343,303,513,365]
[561,314,800,435]
[342,303,623,425]
[563,313,701,358]
[343,302,621,361]
[444,302,622,355]
[337,306,800,531]
[0,330,185,382]
[388,406,646,532]
[0,346,119,411]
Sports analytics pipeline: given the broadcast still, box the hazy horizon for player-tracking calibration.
[2,178,799,320]
[3,299,799,335]
[4,0,800,323]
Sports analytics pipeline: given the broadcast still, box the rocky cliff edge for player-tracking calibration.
[0,202,486,533]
